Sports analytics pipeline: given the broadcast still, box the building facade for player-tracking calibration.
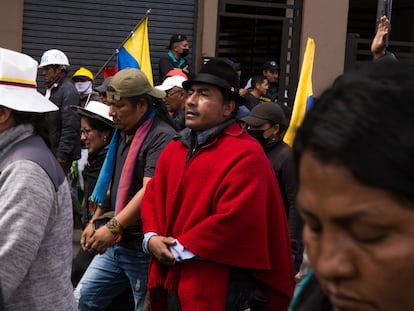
[1,0,413,103]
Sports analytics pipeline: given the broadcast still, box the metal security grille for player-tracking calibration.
[217,0,303,109]
[22,0,197,85]
[345,0,414,70]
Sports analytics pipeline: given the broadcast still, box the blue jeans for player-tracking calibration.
[75,244,150,311]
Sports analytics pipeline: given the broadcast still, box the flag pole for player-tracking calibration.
[95,8,152,79]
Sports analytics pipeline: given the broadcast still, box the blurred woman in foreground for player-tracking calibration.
[289,61,414,311]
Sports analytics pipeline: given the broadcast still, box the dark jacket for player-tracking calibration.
[80,91,101,108]
[288,271,332,311]
[243,92,261,110]
[172,108,186,131]
[72,145,109,288]
[264,139,302,255]
[374,51,398,63]
[81,146,108,226]
[158,53,192,81]
[46,77,81,163]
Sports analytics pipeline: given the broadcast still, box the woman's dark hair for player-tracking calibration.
[13,111,52,148]
[86,116,114,141]
[293,61,414,203]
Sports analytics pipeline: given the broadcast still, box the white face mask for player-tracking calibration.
[75,81,93,94]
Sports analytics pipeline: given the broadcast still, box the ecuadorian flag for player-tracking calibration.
[283,37,315,147]
[117,16,154,85]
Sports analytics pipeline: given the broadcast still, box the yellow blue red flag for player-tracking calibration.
[283,37,315,147]
[117,16,154,85]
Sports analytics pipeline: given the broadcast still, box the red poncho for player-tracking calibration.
[142,123,295,310]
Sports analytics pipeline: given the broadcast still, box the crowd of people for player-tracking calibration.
[1,14,414,311]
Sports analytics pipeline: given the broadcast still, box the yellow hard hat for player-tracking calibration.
[72,67,94,81]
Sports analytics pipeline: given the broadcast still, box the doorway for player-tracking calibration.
[216,0,303,108]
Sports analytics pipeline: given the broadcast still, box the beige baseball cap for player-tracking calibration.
[107,68,165,100]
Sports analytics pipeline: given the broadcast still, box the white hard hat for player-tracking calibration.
[39,49,70,68]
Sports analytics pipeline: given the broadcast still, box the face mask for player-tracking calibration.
[247,129,267,147]
[75,81,92,94]
[180,48,190,58]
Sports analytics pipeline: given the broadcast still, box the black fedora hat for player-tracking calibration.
[182,58,244,105]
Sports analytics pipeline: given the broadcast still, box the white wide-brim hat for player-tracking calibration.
[0,48,58,113]
[71,101,114,127]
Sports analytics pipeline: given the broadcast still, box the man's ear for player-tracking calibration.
[0,106,14,132]
[0,106,12,123]
[272,123,280,136]
[223,99,236,118]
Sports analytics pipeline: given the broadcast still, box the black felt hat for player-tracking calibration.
[182,58,244,105]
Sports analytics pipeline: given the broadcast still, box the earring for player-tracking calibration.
[103,136,107,142]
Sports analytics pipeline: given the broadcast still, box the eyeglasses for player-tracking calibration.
[166,90,182,98]
[80,127,94,136]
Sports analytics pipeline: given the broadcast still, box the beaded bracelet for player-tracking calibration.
[105,217,123,243]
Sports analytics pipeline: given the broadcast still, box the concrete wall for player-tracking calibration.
[301,0,349,96]
[0,0,23,51]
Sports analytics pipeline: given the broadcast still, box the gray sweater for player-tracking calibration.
[0,124,76,310]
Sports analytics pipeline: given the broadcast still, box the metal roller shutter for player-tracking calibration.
[22,0,197,85]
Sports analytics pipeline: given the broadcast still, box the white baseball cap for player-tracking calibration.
[0,48,58,113]
[155,75,187,91]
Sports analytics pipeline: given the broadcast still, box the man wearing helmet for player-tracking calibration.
[39,49,81,173]
[72,67,101,107]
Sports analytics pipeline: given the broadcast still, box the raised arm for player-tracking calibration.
[371,15,391,60]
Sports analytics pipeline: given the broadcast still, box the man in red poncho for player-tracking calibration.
[141,58,295,311]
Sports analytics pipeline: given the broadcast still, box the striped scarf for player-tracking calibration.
[89,108,155,214]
